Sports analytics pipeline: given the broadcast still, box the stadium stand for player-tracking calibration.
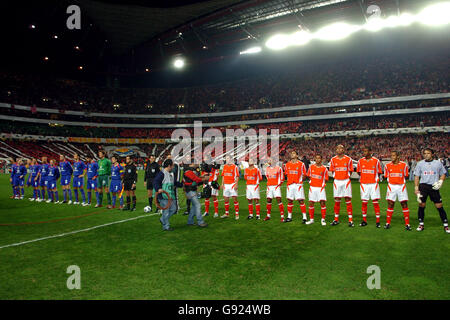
[1,52,448,115]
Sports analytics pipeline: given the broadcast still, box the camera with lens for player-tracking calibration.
[199,184,212,199]
[200,161,212,173]
[200,161,220,173]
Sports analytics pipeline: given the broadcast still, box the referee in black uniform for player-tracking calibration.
[122,156,137,211]
[144,154,160,212]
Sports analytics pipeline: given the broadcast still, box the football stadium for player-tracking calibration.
[1,0,449,304]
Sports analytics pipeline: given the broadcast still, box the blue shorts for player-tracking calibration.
[87,178,97,190]
[48,180,57,190]
[73,176,84,188]
[40,177,48,187]
[12,178,19,187]
[61,176,71,186]
[31,177,39,188]
[17,178,24,187]
[110,180,123,193]
[26,177,32,187]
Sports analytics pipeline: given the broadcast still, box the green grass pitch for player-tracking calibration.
[0,172,448,300]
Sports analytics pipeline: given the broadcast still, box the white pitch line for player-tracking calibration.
[0,189,269,250]
[0,213,159,250]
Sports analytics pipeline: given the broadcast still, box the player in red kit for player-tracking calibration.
[384,151,411,230]
[202,161,220,218]
[356,146,383,228]
[329,145,354,227]
[244,158,262,220]
[284,150,307,223]
[306,154,329,225]
[265,157,285,222]
[221,155,240,219]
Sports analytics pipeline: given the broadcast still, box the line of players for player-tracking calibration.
[9,150,138,211]
[8,144,448,233]
[201,145,449,233]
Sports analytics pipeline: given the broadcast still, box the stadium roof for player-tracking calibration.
[76,0,426,55]
[3,0,436,80]
[75,0,245,54]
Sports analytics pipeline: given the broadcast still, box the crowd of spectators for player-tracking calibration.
[1,113,447,139]
[284,133,449,163]
[2,96,447,126]
[1,52,448,115]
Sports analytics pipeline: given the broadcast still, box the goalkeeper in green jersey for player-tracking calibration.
[96,150,112,208]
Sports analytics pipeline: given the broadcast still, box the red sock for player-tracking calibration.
[346,200,353,222]
[204,199,210,214]
[402,207,410,225]
[256,203,260,216]
[224,201,230,215]
[309,205,314,220]
[386,208,394,224]
[267,203,272,216]
[373,200,380,223]
[278,203,285,219]
[234,201,239,216]
[300,203,306,214]
[287,203,293,214]
[213,199,219,214]
[321,206,327,219]
[334,201,341,221]
[362,201,368,222]
[248,203,254,215]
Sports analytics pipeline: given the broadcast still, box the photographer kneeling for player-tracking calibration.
[183,163,209,228]
[154,159,182,231]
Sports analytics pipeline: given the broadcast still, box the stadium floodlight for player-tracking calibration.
[173,58,185,69]
[418,2,450,26]
[290,31,312,46]
[364,18,385,32]
[364,13,416,32]
[240,46,262,55]
[315,22,361,40]
[391,13,416,27]
[265,34,290,50]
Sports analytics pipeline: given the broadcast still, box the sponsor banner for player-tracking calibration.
[67,137,166,144]
[103,146,147,158]
[0,133,67,141]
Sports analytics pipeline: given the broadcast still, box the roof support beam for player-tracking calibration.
[358,0,368,23]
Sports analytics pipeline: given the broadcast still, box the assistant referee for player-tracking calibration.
[122,156,137,211]
[414,148,449,233]
[144,154,160,212]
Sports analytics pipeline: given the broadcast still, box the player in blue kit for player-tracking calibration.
[10,158,20,199]
[17,159,27,199]
[46,159,61,203]
[86,156,99,206]
[29,158,41,201]
[25,159,34,200]
[37,157,50,202]
[26,159,32,188]
[72,153,88,206]
[59,154,73,204]
[110,156,124,209]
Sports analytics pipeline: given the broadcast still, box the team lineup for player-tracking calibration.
[8,145,449,233]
